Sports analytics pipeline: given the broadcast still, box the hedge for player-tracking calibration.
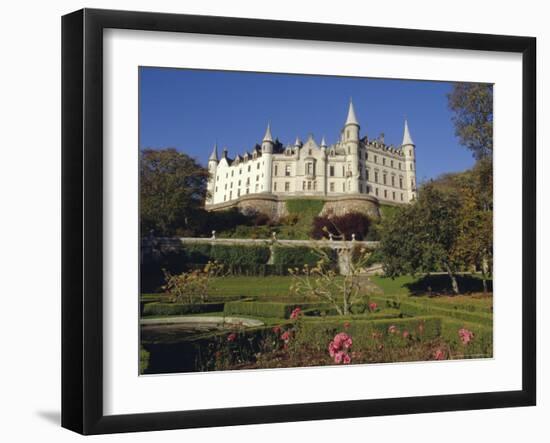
[441,318,493,358]
[295,316,442,351]
[272,246,337,268]
[142,302,225,317]
[399,300,493,327]
[224,301,330,319]
[285,199,325,216]
[302,307,401,320]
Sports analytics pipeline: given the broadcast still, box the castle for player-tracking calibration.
[205,100,417,219]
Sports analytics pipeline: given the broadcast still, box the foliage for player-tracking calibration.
[142,302,225,317]
[285,199,325,217]
[289,243,374,315]
[448,83,493,160]
[311,212,371,240]
[139,346,150,374]
[162,261,225,303]
[140,148,209,236]
[440,318,493,358]
[224,301,328,319]
[272,246,337,268]
[379,184,463,294]
[398,300,493,327]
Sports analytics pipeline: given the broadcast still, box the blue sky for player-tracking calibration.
[139,67,476,182]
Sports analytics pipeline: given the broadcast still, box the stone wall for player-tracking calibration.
[205,193,381,221]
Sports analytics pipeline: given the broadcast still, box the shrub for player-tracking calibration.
[272,246,337,268]
[286,199,325,216]
[399,300,493,327]
[210,244,270,266]
[295,316,442,351]
[224,301,329,319]
[140,346,150,374]
[142,302,225,316]
[440,318,493,358]
[311,212,371,240]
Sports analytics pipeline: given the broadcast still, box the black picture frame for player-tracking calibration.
[61,8,536,435]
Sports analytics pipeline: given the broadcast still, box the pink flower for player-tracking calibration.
[334,351,344,364]
[369,302,378,311]
[281,331,291,343]
[290,307,302,320]
[227,333,237,342]
[402,330,410,339]
[272,326,281,335]
[343,354,352,364]
[388,325,398,334]
[434,349,445,360]
[458,328,474,345]
[328,332,353,364]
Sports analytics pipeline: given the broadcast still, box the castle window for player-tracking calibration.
[224,184,227,190]
[401,193,404,201]
[246,178,250,185]
[374,155,378,163]
[348,146,350,154]
[347,130,350,139]
[230,182,233,189]
[383,158,386,166]
[248,165,251,172]
[307,181,312,190]
[383,174,387,185]
[303,181,306,191]
[274,165,278,176]
[359,183,363,193]
[366,169,369,180]
[391,176,395,187]
[411,179,415,188]
[255,184,259,192]
[366,152,368,160]
[313,181,316,191]
[285,164,291,176]
[343,183,346,192]
[238,180,241,186]
[224,195,226,201]
[237,189,241,197]
[307,162,314,175]
[329,182,334,192]
[410,163,413,170]
[399,162,402,170]
[366,185,370,194]
[330,149,335,156]
[274,182,277,191]
[256,175,259,181]
[391,160,394,168]
[409,150,412,156]
[384,189,388,198]
[342,166,345,176]
[246,188,249,194]
[329,165,335,177]
[392,191,396,200]
[239,169,242,175]
[375,188,379,196]
[374,172,379,183]
[309,149,312,155]
[399,177,403,189]
[229,191,232,200]
[226,173,228,179]
[285,182,290,191]
[257,163,260,169]
[231,171,234,177]
[215,186,218,192]
[217,175,219,181]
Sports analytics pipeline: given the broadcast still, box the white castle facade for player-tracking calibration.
[205,101,417,208]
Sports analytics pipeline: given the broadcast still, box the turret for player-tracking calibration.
[343,99,360,193]
[401,119,417,201]
[261,122,274,193]
[206,143,219,204]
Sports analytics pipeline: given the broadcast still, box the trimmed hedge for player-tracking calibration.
[295,316,442,350]
[142,302,225,317]
[441,318,493,358]
[303,307,401,320]
[399,300,493,327]
[285,199,325,216]
[224,301,329,319]
[272,246,337,268]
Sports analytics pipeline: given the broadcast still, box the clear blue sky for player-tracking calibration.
[139,67,475,182]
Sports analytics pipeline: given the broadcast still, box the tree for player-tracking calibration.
[140,148,209,236]
[448,83,493,161]
[311,212,371,240]
[379,184,463,294]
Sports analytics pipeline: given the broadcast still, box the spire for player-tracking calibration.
[402,119,415,146]
[345,98,359,126]
[294,136,302,146]
[209,142,218,161]
[263,122,273,143]
[320,135,327,147]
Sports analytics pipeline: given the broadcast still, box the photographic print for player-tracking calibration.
[139,67,493,375]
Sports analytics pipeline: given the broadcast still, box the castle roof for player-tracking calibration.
[402,119,414,146]
[208,142,218,161]
[263,122,273,143]
[345,99,359,126]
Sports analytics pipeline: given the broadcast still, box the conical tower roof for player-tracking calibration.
[209,142,218,161]
[320,135,327,147]
[345,99,359,126]
[402,119,415,146]
[263,122,273,143]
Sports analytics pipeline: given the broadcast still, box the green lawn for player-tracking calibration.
[370,275,417,296]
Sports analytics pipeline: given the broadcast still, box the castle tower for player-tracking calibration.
[206,142,218,203]
[343,99,360,193]
[401,119,417,201]
[319,135,328,195]
[261,122,274,193]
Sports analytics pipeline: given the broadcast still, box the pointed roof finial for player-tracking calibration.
[263,122,273,143]
[209,142,218,161]
[402,119,415,146]
[320,135,327,147]
[345,98,359,126]
[294,136,302,146]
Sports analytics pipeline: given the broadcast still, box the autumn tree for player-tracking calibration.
[140,148,209,236]
[448,83,493,161]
